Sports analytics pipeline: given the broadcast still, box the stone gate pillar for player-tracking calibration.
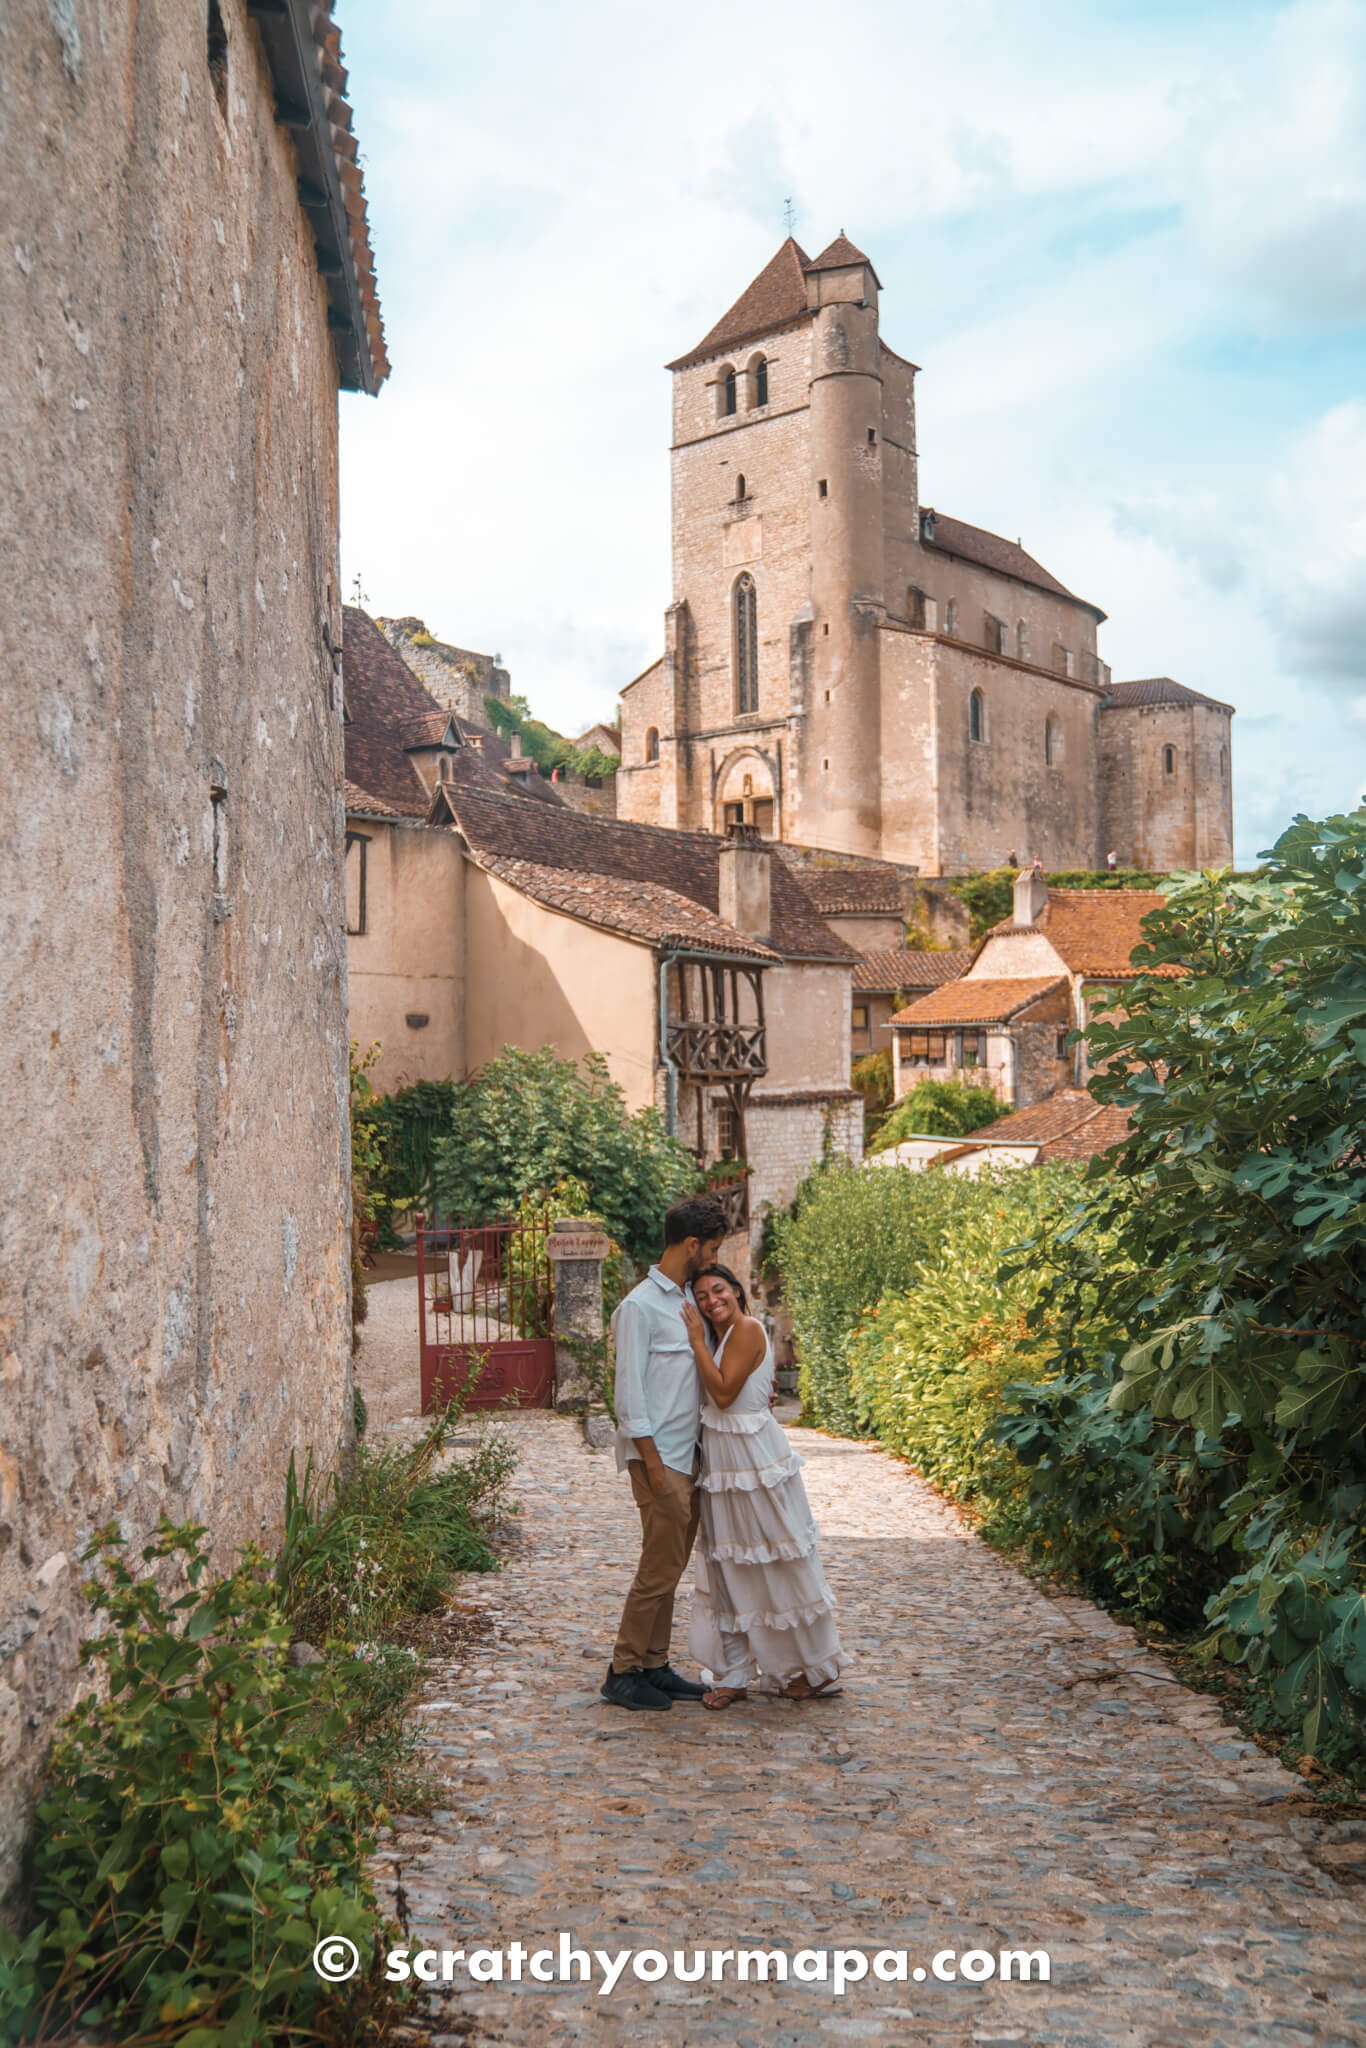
[548,1218,609,1427]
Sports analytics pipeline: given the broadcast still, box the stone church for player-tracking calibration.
[616,234,1235,875]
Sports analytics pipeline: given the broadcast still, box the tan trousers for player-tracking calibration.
[612,1456,700,1673]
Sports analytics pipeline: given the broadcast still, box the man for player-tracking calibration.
[601,1195,728,1711]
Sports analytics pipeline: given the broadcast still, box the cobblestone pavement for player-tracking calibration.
[358,1282,1366,2048]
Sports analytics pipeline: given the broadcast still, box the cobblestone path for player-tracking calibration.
[360,1294,1365,2047]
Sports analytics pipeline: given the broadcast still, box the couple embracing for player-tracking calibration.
[601,1196,846,1713]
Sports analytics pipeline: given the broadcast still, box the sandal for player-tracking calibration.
[782,1676,844,1701]
[701,1687,749,1711]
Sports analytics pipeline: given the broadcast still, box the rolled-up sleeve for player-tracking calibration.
[613,1297,654,1440]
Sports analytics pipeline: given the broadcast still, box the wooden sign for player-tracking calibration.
[547,1229,611,1261]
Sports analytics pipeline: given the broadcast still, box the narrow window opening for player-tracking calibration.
[944,600,957,637]
[734,473,746,504]
[822,622,829,636]
[207,0,229,119]
[1163,744,1176,776]
[1045,713,1064,767]
[817,479,828,498]
[1016,619,1028,661]
[750,356,769,408]
[733,574,758,715]
[867,427,876,444]
[645,726,660,764]
[908,586,926,629]
[983,613,1006,655]
[344,831,367,937]
[969,688,985,744]
[722,367,737,416]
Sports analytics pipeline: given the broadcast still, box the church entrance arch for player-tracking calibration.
[714,747,778,839]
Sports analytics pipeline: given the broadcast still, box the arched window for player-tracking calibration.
[945,600,958,637]
[733,574,758,714]
[645,726,660,764]
[1219,745,1228,779]
[749,354,769,408]
[969,688,985,744]
[719,366,737,417]
[1045,713,1063,767]
[907,586,926,629]
[1163,744,1176,776]
[1016,619,1028,661]
[735,473,746,504]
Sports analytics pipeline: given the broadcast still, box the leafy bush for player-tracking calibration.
[278,1405,517,1646]
[349,1042,387,1339]
[772,1163,981,1432]
[0,1526,381,2047]
[992,809,1366,1756]
[846,1166,1080,1499]
[430,1046,697,1267]
[368,1079,460,1233]
[874,1078,1002,1146]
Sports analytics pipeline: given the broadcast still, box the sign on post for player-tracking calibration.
[547,1228,612,1262]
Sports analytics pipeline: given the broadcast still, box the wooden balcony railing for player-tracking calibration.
[666,1019,767,1081]
[711,1175,750,1233]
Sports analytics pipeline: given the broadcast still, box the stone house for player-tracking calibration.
[888,869,1177,1110]
[570,722,623,760]
[0,0,384,1892]
[343,617,862,1253]
[851,949,973,1061]
[870,1090,1132,1174]
[615,233,1234,875]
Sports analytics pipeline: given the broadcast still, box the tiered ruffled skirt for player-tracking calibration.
[688,1404,846,1690]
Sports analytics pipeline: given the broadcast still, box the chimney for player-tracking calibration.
[718,821,772,942]
[1013,863,1048,926]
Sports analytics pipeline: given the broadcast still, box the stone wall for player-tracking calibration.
[0,0,355,1894]
[381,620,511,734]
[746,1092,864,1220]
[1099,700,1234,870]
[346,818,466,1093]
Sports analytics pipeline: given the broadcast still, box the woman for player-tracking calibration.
[682,1265,846,1710]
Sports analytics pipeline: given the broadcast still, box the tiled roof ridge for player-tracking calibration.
[668,236,813,370]
[920,507,1105,621]
[1104,676,1235,714]
[474,852,779,962]
[889,973,1068,1027]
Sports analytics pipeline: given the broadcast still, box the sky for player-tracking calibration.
[337,0,1366,867]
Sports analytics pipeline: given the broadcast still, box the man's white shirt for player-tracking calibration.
[611,1265,701,1474]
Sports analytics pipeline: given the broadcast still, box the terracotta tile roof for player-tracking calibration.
[342,778,403,819]
[473,854,778,962]
[919,509,1105,622]
[1104,677,1235,715]
[668,237,812,370]
[987,889,1178,980]
[889,976,1068,1027]
[253,2,387,393]
[807,232,880,285]
[952,1089,1132,1164]
[342,609,559,814]
[443,787,856,964]
[852,949,974,993]
[781,864,905,915]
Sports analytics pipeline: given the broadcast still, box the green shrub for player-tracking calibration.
[0,1526,382,2047]
[430,1046,697,1268]
[278,1404,516,1646]
[992,808,1366,1757]
[874,1078,1002,1146]
[772,1163,979,1432]
[846,1165,1080,1499]
[368,1078,460,1232]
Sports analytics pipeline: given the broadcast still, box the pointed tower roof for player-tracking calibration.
[806,231,880,285]
[667,236,812,370]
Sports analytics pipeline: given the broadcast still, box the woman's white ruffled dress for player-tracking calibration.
[688,1322,846,1691]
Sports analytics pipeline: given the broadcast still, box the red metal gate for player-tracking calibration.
[415,1213,556,1412]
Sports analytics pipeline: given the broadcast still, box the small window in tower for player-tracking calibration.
[1051,642,1071,676]
[1045,713,1064,767]
[908,586,926,629]
[867,428,876,444]
[969,688,986,744]
[945,600,957,637]
[818,479,828,498]
[207,0,229,119]
[1164,744,1177,776]
[735,473,746,504]
[1016,619,1028,661]
[983,613,1006,655]
[1220,744,1228,778]
[749,355,769,408]
[733,573,758,715]
[723,367,737,415]
[645,726,660,764]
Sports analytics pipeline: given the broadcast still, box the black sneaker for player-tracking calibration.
[643,1663,708,1700]
[601,1665,673,1711]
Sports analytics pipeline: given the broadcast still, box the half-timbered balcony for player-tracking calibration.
[666,1018,767,1081]
[712,1174,750,1233]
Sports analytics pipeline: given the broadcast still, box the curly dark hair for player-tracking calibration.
[693,1262,749,1317]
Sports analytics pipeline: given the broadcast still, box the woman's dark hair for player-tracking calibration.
[663,1195,729,1247]
[694,1262,749,1316]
